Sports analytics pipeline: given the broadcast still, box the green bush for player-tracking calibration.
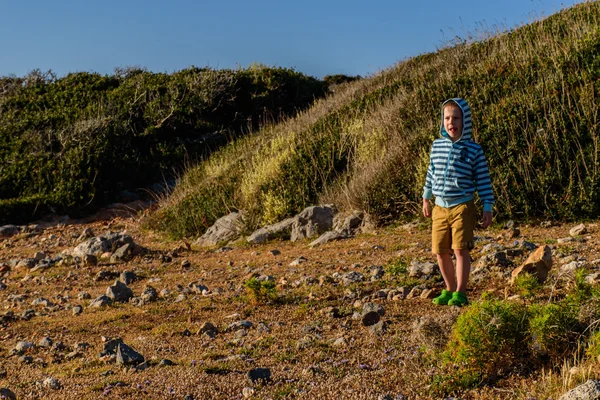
[514,272,542,299]
[528,302,581,360]
[441,298,528,391]
[0,65,327,224]
[244,277,278,305]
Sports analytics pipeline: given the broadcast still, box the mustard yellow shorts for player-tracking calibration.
[431,200,476,254]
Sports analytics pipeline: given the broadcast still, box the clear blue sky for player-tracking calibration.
[0,0,584,79]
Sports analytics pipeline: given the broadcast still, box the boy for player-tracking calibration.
[422,98,494,306]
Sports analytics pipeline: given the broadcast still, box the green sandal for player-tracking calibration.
[432,289,453,305]
[447,291,469,307]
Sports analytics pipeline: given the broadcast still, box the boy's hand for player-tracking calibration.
[422,198,432,218]
[481,211,492,228]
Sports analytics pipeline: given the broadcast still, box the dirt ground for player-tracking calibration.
[0,209,598,400]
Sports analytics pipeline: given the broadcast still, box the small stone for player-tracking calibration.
[78,291,91,300]
[570,224,587,237]
[116,343,144,366]
[89,295,112,308]
[181,260,191,269]
[38,337,53,348]
[558,237,576,244]
[361,311,380,327]
[72,305,83,315]
[43,377,61,390]
[0,388,16,400]
[367,320,388,335]
[406,287,422,299]
[247,368,271,383]
[242,387,255,398]
[158,359,174,367]
[19,355,33,364]
[15,341,34,352]
[333,337,347,347]
[83,254,98,266]
[289,257,307,266]
[420,289,436,299]
[269,250,281,256]
[119,271,137,285]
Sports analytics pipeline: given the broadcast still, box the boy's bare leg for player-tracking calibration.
[436,253,457,292]
[454,249,471,294]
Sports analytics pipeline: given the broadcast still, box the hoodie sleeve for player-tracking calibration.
[423,146,434,199]
[473,147,494,212]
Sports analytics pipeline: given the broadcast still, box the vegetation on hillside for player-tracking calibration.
[0,65,328,224]
[150,2,600,239]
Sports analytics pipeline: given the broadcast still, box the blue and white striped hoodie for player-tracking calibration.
[422,98,494,212]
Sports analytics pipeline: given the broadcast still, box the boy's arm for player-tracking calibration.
[474,148,494,223]
[422,148,435,218]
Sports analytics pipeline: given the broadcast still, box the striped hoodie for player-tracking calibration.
[422,98,494,212]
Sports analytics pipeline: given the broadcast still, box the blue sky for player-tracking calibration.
[0,0,584,79]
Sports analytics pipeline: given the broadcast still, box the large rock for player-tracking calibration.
[511,245,552,283]
[196,212,245,247]
[333,211,365,235]
[73,232,134,258]
[106,280,134,303]
[0,225,20,239]
[408,261,439,278]
[247,218,295,244]
[308,231,348,247]
[559,380,600,400]
[291,205,336,242]
[116,343,145,366]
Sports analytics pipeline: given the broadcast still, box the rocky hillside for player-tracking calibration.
[150,1,600,240]
[0,206,599,399]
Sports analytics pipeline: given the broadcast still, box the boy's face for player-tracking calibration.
[443,105,463,141]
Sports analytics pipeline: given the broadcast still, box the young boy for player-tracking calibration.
[422,98,494,306]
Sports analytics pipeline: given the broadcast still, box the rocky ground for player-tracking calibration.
[0,207,599,400]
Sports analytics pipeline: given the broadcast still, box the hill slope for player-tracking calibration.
[151,2,600,239]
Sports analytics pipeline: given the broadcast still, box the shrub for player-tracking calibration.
[528,302,581,361]
[244,278,278,305]
[514,272,542,299]
[0,65,328,224]
[442,298,528,387]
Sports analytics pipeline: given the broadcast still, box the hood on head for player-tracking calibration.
[440,98,472,141]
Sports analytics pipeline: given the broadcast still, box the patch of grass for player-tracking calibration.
[514,272,542,299]
[385,258,408,276]
[244,277,278,305]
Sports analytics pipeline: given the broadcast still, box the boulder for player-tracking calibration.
[333,210,365,234]
[291,205,335,242]
[308,231,348,247]
[73,232,134,258]
[408,261,438,278]
[116,343,144,366]
[196,212,245,247]
[247,218,295,244]
[559,380,600,400]
[0,225,20,239]
[106,280,134,303]
[511,245,552,283]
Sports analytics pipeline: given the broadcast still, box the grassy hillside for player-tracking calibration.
[0,65,328,224]
[150,2,600,239]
